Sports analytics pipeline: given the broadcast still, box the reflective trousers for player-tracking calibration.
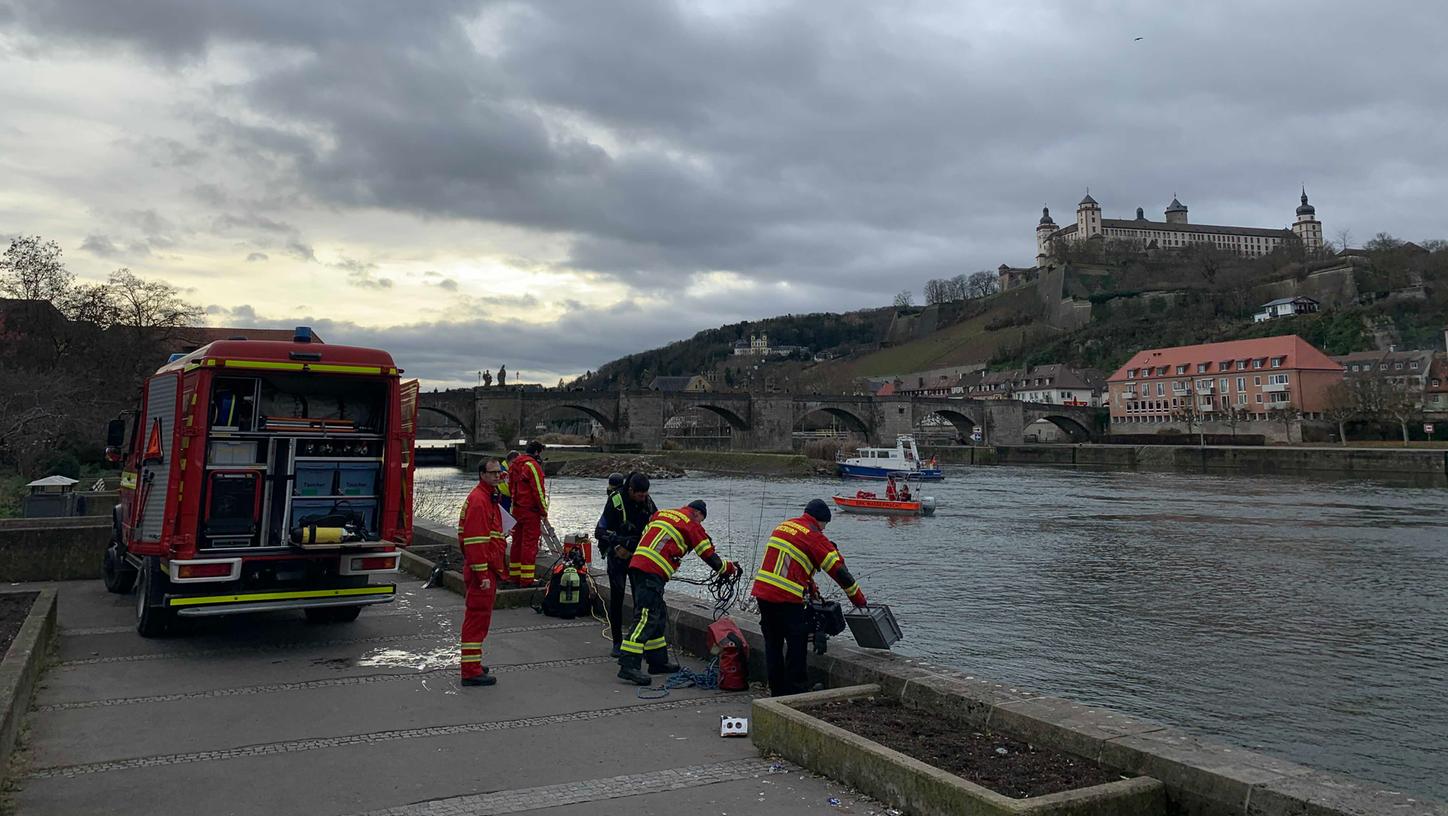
[620,569,669,670]
[509,514,541,583]
[460,580,497,680]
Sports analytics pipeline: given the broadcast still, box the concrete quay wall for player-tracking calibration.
[0,516,110,582]
[949,444,1448,480]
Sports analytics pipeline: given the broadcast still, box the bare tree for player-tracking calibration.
[1334,228,1353,254]
[1222,403,1245,439]
[0,236,72,301]
[1172,395,1205,446]
[949,273,970,301]
[1379,380,1422,447]
[1322,381,1357,446]
[893,290,914,309]
[966,271,999,299]
[1268,404,1302,444]
[106,268,201,337]
[923,278,949,305]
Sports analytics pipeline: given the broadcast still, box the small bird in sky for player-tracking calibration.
[1134,36,1144,41]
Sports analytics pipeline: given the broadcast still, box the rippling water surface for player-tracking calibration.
[415,464,1448,797]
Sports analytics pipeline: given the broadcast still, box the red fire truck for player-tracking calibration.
[103,327,418,636]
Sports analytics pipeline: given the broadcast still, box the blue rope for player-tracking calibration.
[636,656,721,699]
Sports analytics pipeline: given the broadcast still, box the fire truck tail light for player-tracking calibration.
[352,556,398,572]
[173,560,240,581]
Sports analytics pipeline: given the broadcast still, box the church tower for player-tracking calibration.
[1036,206,1057,264]
[1292,189,1323,253]
[1076,192,1102,238]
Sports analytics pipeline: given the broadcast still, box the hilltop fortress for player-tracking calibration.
[1033,190,1324,265]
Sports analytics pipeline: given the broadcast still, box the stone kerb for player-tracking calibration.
[403,519,541,610]
[0,588,57,788]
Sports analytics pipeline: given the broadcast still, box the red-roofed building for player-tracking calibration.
[1107,336,1344,438]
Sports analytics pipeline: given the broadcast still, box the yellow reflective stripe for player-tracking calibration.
[469,564,488,571]
[460,642,484,647]
[643,638,667,649]
[692,538,714,555]
[767,538,814,572]
[461,656,483,663]
[634,546,675,577]
[214,359,386,375]
[754,571,805,597]
[820,551,841,572]
[525,461,547,510]
[649,520,685,548]
[167,586,394,607]
[461,536,488,544]
[843,582,860,596]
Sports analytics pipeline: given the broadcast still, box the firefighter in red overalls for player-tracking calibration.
[618,500,741,685]
[750,499,868,697]
[457,458,508,686]
[507,440,548,586]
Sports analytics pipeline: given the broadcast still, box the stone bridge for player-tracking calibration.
[419,388,1107,451]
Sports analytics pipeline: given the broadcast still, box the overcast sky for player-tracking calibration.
[2,1,1445,387]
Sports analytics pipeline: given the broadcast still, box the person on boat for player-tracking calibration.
[885,476,898,501]
[750,499,868,697]
[899,481,912,502]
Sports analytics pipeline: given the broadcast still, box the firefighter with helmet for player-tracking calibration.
[457,458,509,686]
[751,499,868,697]
[506,441,547,586]
[618,500,740,685]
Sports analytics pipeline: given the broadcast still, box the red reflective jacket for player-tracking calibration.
[628,507,728,580]
[457,482,506,585]
[749,515,865,607]
[507,454,548,516]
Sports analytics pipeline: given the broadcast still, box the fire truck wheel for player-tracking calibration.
[103,542,138,594]
[135,557,175,638]
[305,606,363,624]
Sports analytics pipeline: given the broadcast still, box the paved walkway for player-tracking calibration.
[10,578,886,816]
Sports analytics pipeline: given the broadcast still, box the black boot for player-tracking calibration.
[648,661,681,675]
[617,655,651,686]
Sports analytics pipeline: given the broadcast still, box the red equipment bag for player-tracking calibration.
[707,617,750,691]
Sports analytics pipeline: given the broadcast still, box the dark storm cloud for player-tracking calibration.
[245,252,268,262]
[205,284,819,387]
[8,0,1448,312]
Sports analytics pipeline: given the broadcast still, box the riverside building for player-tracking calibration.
[1107,336,1343,439]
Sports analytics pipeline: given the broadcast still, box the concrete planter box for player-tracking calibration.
[0,588,58,787]
[753,684,1166,816]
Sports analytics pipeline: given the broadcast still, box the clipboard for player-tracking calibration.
[500,507,516,536]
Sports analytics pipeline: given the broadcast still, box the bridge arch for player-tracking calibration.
[670,403,751,431]
[794,406,871,436]
[916,408,978,442]
[416,405,473,438]
[1034,414,1093,442]
[522,403,619,434]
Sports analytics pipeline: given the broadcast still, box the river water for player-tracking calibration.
[414,464,1448,798]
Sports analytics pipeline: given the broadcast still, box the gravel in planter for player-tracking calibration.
[806,695,1126,799]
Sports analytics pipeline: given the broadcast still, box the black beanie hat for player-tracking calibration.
[804,499,832,523]
[687,499,708,519]
[607,472,625,489]
[627,472,651,493]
